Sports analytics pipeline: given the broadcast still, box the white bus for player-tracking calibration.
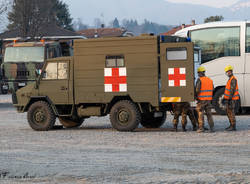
[175,21,250,114]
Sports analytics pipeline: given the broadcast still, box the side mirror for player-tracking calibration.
[35,69,42,77]
[35,69,45,89]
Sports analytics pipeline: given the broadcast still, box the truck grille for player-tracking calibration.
[17,71,30,77]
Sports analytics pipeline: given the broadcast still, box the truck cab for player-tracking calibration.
[1,40,72,93]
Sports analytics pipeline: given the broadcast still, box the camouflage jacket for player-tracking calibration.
[227,75,237,100]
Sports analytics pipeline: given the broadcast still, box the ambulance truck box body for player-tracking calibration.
[13,36,194,131]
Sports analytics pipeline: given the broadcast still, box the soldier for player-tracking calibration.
[195,66,214,133]
[223,65,239,131]
[172,102,197,132]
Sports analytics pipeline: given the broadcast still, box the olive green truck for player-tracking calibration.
[13,36,195,131]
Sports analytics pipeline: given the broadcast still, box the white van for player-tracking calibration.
[175,21,250,114]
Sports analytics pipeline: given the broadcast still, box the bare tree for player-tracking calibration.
[73,18,88,31]
[0,1,7,15]
[7,0,56,37]
[94,18,103,28]
[0,0,11,30]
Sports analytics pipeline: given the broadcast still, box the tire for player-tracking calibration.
[141,112,166,128]
[59,117,84,128]
[110,100,141,131]
[213,87,240,115]
[27,101,56,131]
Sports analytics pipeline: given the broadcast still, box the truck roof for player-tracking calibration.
[5,41,57,48]
[174,21,248,37]
[73,35,187,44]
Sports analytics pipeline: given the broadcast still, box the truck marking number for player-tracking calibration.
[104,67,127,92]
[168,68,186,87]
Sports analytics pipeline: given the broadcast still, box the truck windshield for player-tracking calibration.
[4,46,44,63]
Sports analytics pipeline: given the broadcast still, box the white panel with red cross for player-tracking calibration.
[168,68,186,87]
[104,67,127,92]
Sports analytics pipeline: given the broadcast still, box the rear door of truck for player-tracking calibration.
[160,42,194,103]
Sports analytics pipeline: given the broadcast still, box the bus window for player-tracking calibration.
[190,27,240,64]
[246,24,250,53]
[194,49,201,64]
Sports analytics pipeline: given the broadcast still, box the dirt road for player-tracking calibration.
[0,95,249,183]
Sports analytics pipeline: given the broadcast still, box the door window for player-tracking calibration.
[58,62,68,79]
[43,62,68,80]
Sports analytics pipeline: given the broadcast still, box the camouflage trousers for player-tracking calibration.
[196,101,214,130]
[172,102,197,129]
[226,100,236,126]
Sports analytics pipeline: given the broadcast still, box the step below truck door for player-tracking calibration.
[160,42,194,103]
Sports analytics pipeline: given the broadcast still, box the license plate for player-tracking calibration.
[18,83,26,87]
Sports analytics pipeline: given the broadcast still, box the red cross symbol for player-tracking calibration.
[168,68,186,87]
[104,68,127,92]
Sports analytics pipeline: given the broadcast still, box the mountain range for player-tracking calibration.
[66,0,250,26]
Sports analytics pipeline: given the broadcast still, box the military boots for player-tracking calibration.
[225,125,236,131]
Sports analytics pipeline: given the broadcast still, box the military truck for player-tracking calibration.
[0,40,73,93]
[13,36,194,131]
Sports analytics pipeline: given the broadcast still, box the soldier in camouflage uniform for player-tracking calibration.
[172,102,197,131]
[195,66,215,133]
[223,65,239,131]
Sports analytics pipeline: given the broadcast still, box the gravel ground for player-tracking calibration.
[0,95,250,184]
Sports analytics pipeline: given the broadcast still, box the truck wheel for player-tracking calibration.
[141,112,166,128]
[213,88,240,115]
[59,117,84,128]
[110,100,141,131]
[213,88,226,115]
[27,101,56,131]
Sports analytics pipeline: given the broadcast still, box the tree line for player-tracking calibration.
[73,17,173,35]
[0,0,225,37]
[73,16,225,35]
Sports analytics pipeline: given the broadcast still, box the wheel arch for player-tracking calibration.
[24,96,59,116]
[213,86,225,95]
[105,95,133,114]
[213,85,242,103]
[213,85,241,114]
[213,86,225,103]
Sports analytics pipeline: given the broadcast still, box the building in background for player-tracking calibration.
[160,20,196,36]
[78,27,134,39]
[0,23,85,58]
[0,24,85,44]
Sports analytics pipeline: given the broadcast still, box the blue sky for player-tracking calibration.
[165,0,238,8]
[62,0,245,26]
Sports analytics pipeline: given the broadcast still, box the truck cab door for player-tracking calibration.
[160,42,194,103]
[39,60,69,104]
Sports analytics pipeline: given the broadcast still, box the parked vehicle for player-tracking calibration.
[175,21,249,114]
[1,41,66,93]
[13,35,195,131]
[0,35,86,94]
